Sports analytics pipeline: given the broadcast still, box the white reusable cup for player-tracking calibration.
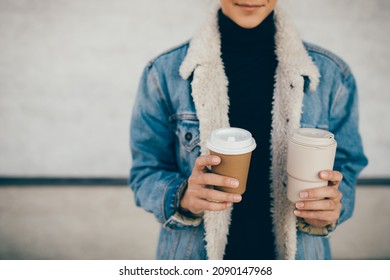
[287,128,337,203]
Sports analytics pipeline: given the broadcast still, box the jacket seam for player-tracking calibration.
[184,226,198,259]
[149,67,174,121]
[174,179,187,214]
[304,42,350,78]
[169,113,199,122]
[169,231,181,259]
[162,176,181,223]
[147,40,190,68]
[330,82,344,115]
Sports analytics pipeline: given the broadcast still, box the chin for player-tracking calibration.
[235,17,264,29]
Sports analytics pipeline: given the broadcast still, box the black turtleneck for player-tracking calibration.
[219,10,277,260]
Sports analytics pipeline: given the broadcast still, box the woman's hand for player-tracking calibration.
[180,155,243,215]
[293,170,343,228]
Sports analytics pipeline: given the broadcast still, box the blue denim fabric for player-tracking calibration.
[129,41,368,260]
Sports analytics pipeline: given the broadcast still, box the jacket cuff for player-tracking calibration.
[296,217,337,237]
[163,178,203,230]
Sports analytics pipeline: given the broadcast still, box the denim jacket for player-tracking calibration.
[129,4,368,260]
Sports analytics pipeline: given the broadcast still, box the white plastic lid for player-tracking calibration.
[206,127,257,155]
[290,128,336,147]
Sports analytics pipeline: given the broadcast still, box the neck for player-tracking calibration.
[218,9,275,53]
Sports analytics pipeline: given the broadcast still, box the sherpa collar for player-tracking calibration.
[180,4,319,90]
[179,3,320,260]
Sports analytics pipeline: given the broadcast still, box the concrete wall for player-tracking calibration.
[0,186,388,260]
[0,0,389,177]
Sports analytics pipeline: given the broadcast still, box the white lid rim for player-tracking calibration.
[206,127,257,155]
[290,128,336,147]
[207,142,257,155]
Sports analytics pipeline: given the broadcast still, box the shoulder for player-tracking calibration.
[146,40,190,70]
[303,41,352,79]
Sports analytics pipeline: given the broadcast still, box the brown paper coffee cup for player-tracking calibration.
[206,128,256,195]
[210,150,252,195]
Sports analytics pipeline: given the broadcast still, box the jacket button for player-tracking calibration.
[185,132,192,141]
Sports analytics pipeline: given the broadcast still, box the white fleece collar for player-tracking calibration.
[180,4,319,90]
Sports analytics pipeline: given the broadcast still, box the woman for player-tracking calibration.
[129,0,368,259]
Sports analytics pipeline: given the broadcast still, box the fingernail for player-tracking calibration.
[231,180,239,188]
[211,156,220,163]
[294,210,301,216]
[226,203,233,207]
[233,195,242,202]
[300,192,308,198]
[296,202,304,209]
[321,171,329,179]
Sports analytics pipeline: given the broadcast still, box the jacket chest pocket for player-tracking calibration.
[175,119,200,153]
[174,117,200,176]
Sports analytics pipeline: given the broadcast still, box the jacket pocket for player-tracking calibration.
[173,114,200,177]
[157,226,207,259]
[174,115,200,153]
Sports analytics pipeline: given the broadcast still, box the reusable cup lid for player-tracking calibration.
[290,128,336,147]
[206,127,256,155]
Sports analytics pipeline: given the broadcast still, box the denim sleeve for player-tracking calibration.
[129,65,202,230]
[329,69,368,225]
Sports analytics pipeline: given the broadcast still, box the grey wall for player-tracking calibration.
[1,186,388,260]
[0,0,208,177]
[0,0,389,178]
[282,0,390,177]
